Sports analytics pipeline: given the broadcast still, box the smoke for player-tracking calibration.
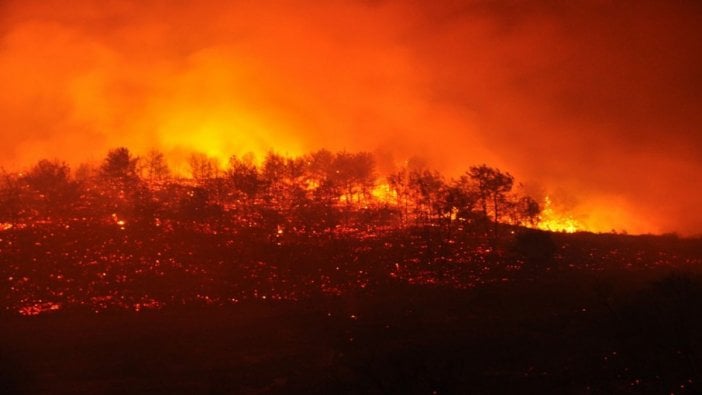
[1,0,701,235]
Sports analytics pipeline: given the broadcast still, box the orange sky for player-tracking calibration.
[1,0,701,235]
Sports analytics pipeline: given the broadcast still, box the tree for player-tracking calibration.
[188,152,229,207]
[258,152,313,233]
[513,196,541,227]
[436,183,476,228]
[304,149,340,206]
[97,147,143,220]
[227,155,259,200]
[349,152,376,203]
[388,168,411,225]
[74,162,97,183]
[305,149,335,185]
[101,147,139,182]
[227,154,261,226]
[332,151,375,205]
[0,169,23,223]
[408,169,444,222]
[22,160,78,218]
[468,164,514,237]
[261,151,289,205]
[188,153,219,184]
[141,150,170,186]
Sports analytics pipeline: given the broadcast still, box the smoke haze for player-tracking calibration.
[1,0,701,235]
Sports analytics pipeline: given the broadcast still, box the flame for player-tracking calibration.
[157,110,304,176]
[371,183,396,204]
[537,196,581,233]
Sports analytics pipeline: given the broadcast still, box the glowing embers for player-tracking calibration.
[18,301,61,316]
[111,213,126,230]
[537,196,580,233]
[0,223,12,231]
[134,298,162,312]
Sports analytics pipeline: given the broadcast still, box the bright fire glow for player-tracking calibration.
[371,183,396,203]
[537,196,581,233]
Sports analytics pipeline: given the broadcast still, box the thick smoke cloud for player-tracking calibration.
[1,0,701,235]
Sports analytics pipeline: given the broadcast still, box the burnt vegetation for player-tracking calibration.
[1,147,701,394]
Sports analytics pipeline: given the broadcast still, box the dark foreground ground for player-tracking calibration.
[2,269,702,395]
[1,224,702,394]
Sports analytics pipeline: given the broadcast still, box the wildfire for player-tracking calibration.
[537,196,581,233]
[371,183,396,204]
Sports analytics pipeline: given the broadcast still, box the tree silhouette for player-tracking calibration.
[96,148,144,221]
[261,152,287,204]
[227,155,259,200]
[305,149,335,185]
[305,149,340,206]
[513,196,541,227]
[333,151,375,205]
[468,164,514,238]
[101,147,139,182]
[408,169,444,223]
[22,160,78,218]
[141,150,170,186]
[0,147,546,240]
[0,169,23,223]
[188,153,219,184]
[436,183,476,231]
[388,168,411,226]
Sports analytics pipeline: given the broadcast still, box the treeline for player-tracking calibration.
[0,147,541,236]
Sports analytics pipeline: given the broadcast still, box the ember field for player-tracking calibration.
[1,222,701,394]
